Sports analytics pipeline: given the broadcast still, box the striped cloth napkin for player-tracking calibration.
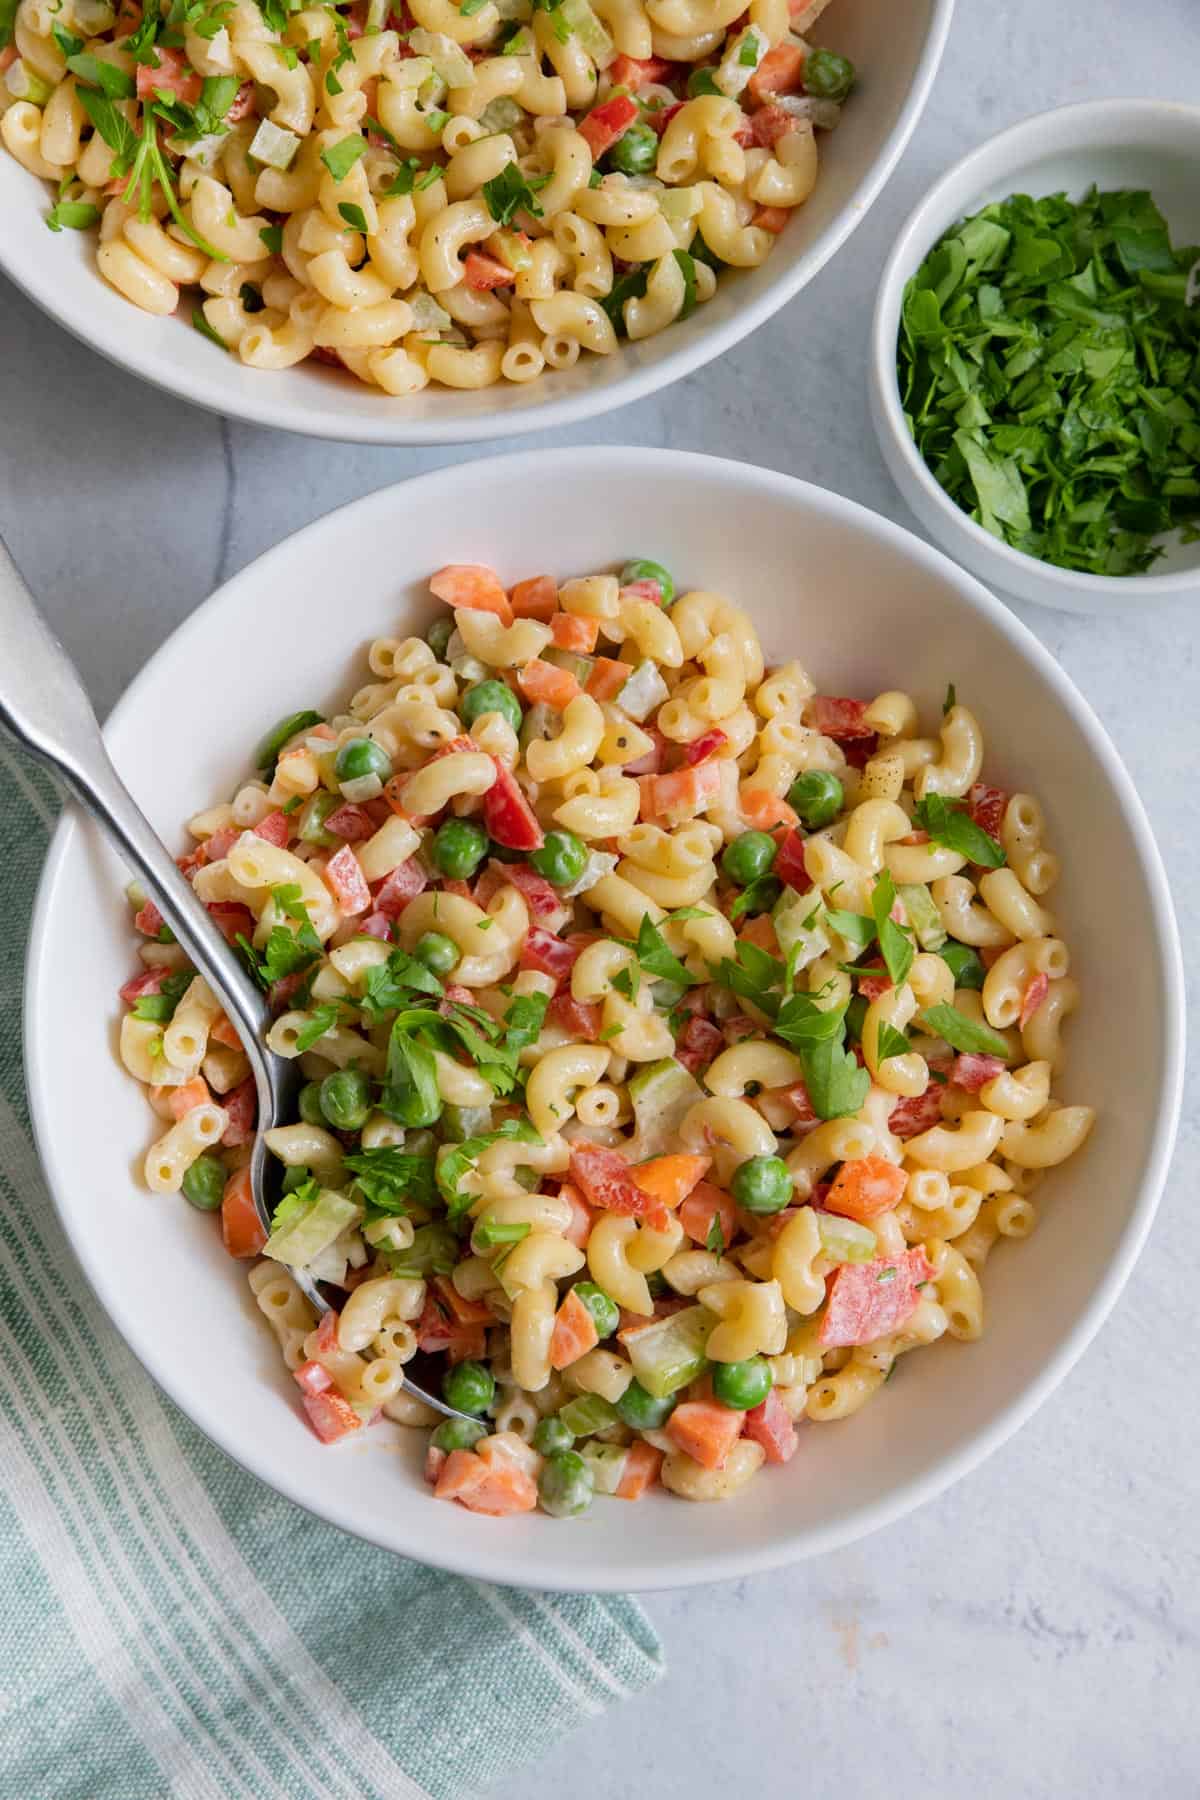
[0,742,663,1800]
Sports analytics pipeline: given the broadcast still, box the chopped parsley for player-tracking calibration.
[870,871,914,989]
[320,134,367,182]
[914,794,1006,868]
[922,1003,1012,1061]
[482,163,550,227]
[131,970,193,1022]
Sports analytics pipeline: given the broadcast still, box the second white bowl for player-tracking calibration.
[870,99,1200,614]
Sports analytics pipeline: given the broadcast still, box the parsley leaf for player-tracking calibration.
[774,989,847,1050]
[705,1214,725,1257]
[437,1119,543,1218]
[131,970,193,1022]
[611,964,638,1002]
[337,201,369,232]
[192,307,229,351]
[343,1145,436,1213]
[711,940,783,1018]
[270,1175,318,1234]
[875,1020,911,1063]
[259,223,284,255]
[66,50,136,97]
[914,794,1006,869]
[379,1021,441,1126]
[943,682,956,715]
[359,947,444,1022]
[320,134,366,182]
[295,1002,341,1052]
[500,990,548,1059]
[921,1003,1011,1061]
[76,87,139,169]
[482,163,550,227]
[801,1030,870,1119]
[871,872,914,989]
[824,906,876,955]
[727,873,780,922]
[46,199,101,233]
[633,915,696,986]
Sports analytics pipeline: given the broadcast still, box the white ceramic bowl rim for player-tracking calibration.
[871,97,1200,599]
[0,3,955,445]
[24,448,1186,1589]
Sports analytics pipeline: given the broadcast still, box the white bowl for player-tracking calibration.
[0,0,952,445]
[26,448,1183,1590]
[870,99,1200,613]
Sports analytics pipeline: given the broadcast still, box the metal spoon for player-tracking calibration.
[0,538,467,1422]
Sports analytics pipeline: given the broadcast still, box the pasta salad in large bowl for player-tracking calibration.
[26,449,1181,1587]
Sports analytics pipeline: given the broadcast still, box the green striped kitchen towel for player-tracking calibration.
[0,742,663,1800]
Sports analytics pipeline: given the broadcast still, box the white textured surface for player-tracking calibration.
[2,0,1198,1791]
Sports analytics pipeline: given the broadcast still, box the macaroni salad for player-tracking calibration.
[117,558,1094,1517]
[0,0,854,393]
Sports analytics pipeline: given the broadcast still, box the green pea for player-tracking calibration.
[571,1281,620,1339]
[433,817,489,880]
[181,1152,226,1212]
[319,1067,371,1131]
[712,1356,773,1410]
[608,119,658,175]
[538,1449,594,1518]
[298,1081,326,1127]
[616,1379,677,1431]
[430,1416,486,1452]
[255,708,322,774]
[414,930,459,975]
[619,558,675,606]
[721,830,777,887]
[939,941,986,990]
[787,768,844,829]
[442,1359,495,1416]
[532,1416,575,1456]
[804,46,855,101]
[426,615,454,660]
[529,828,587,887]
[335,737,392,785]
[687,66,722,96]
[731,1154,792,1215]
[461,679,523,735]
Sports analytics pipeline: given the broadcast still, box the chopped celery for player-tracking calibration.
[442,1103,495,1142]
[580,1442,629,1495]
[387,1221,457,1277]
[659,185,700,220]
[478,96,525,136]
[616,659,670,722]
[249,119,300,169]
[626,1305,714,1398]
[560,850,617,898]
[6,60,54,104]
[772,890,830,968]
[264,1189,361,1268]
[390,55,434,90]
[897,883,948,951]
[542,645,596,685]
[814,1210,877,1264]
[408,27,472,87]
[559,0,614,64]
[627,1058,704,1158]
[560,1393,618,1436]
[714,23,767,97]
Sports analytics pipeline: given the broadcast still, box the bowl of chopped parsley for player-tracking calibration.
[870,99,1200,611]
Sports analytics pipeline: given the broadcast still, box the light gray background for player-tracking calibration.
[3,0,1198,1792]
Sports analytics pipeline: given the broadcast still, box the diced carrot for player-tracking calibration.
[740,787,798,829]
[748,39,805,98]
[432,1273,494,1327]
[739,911,780,954]
[632,1153,711,1211]
[293,1358,332,1397]
[168,1076,212,1120]
[824,1153,908,1222]
[666,1398,743,1470]
[429,563,513,626]
[434,1447,538,1515]
[517,658,581,711]
[585,658,634,701]
[569,1144,671,1232]
[549,1287,601,1370]
[301,1389,364,1444]
[750,205,791,234]
[209,1013,243,1051]
[548,612,600,653]
[614,1439,663,1499]
[609,52,672,88]
[136,45,202,103]
[750,103,799,148]
[511,574,558,620]
[678,1179,737,1247]
[221,1166,266,1259]
[639,762,722,823]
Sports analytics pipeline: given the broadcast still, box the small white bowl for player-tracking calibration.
[25,448,1184,1591]
[0,0,953,445]
[870,99,1200,614]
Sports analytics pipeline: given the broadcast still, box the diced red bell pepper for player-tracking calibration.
[784,1079,817,1124]
[207,900,255,945]
[677,1013,724,1075]
[772,828,811,893]
[684,727,728,766]
[751,205,791,234]
[578,93,639,157]
[548,993,601,1041]
[120,966,166,1004]
[323,803,375,841]
[293,1358,332,1397]
[620,578,666,607]
[749,103,798,147]
[463,250,517,290]
[221,1076,257,1148]
[253,808,291,847]
[483,760,544,851]
[968,782,1009,838]
[520,924,584,987]
[301,1389,364,1444]
[742,1388,799,1463]
[889,1085,945,1139]
[136,45,202,104]
[952,1052,1006,1092]
[226,79,255,121]
[858,971,892,1002]
[134,898,167,938]
[358,910,392,941]
[639,762,722,824]
[497,861,566,922]
[1019,971,1049,1028]
[678,1179,737,1247]
[810,695,875,741]
[558,1180,596,1249]
[609,52,672,88]
[569,1144,671,1233]
[820,1247,935,1348]
[624,726,667,776]
[373,856,427,918]
[324,844,371,916]
[649,99,684,135]
[417,1291,486,1362]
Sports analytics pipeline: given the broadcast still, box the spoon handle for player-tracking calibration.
[0,536,270,1048]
